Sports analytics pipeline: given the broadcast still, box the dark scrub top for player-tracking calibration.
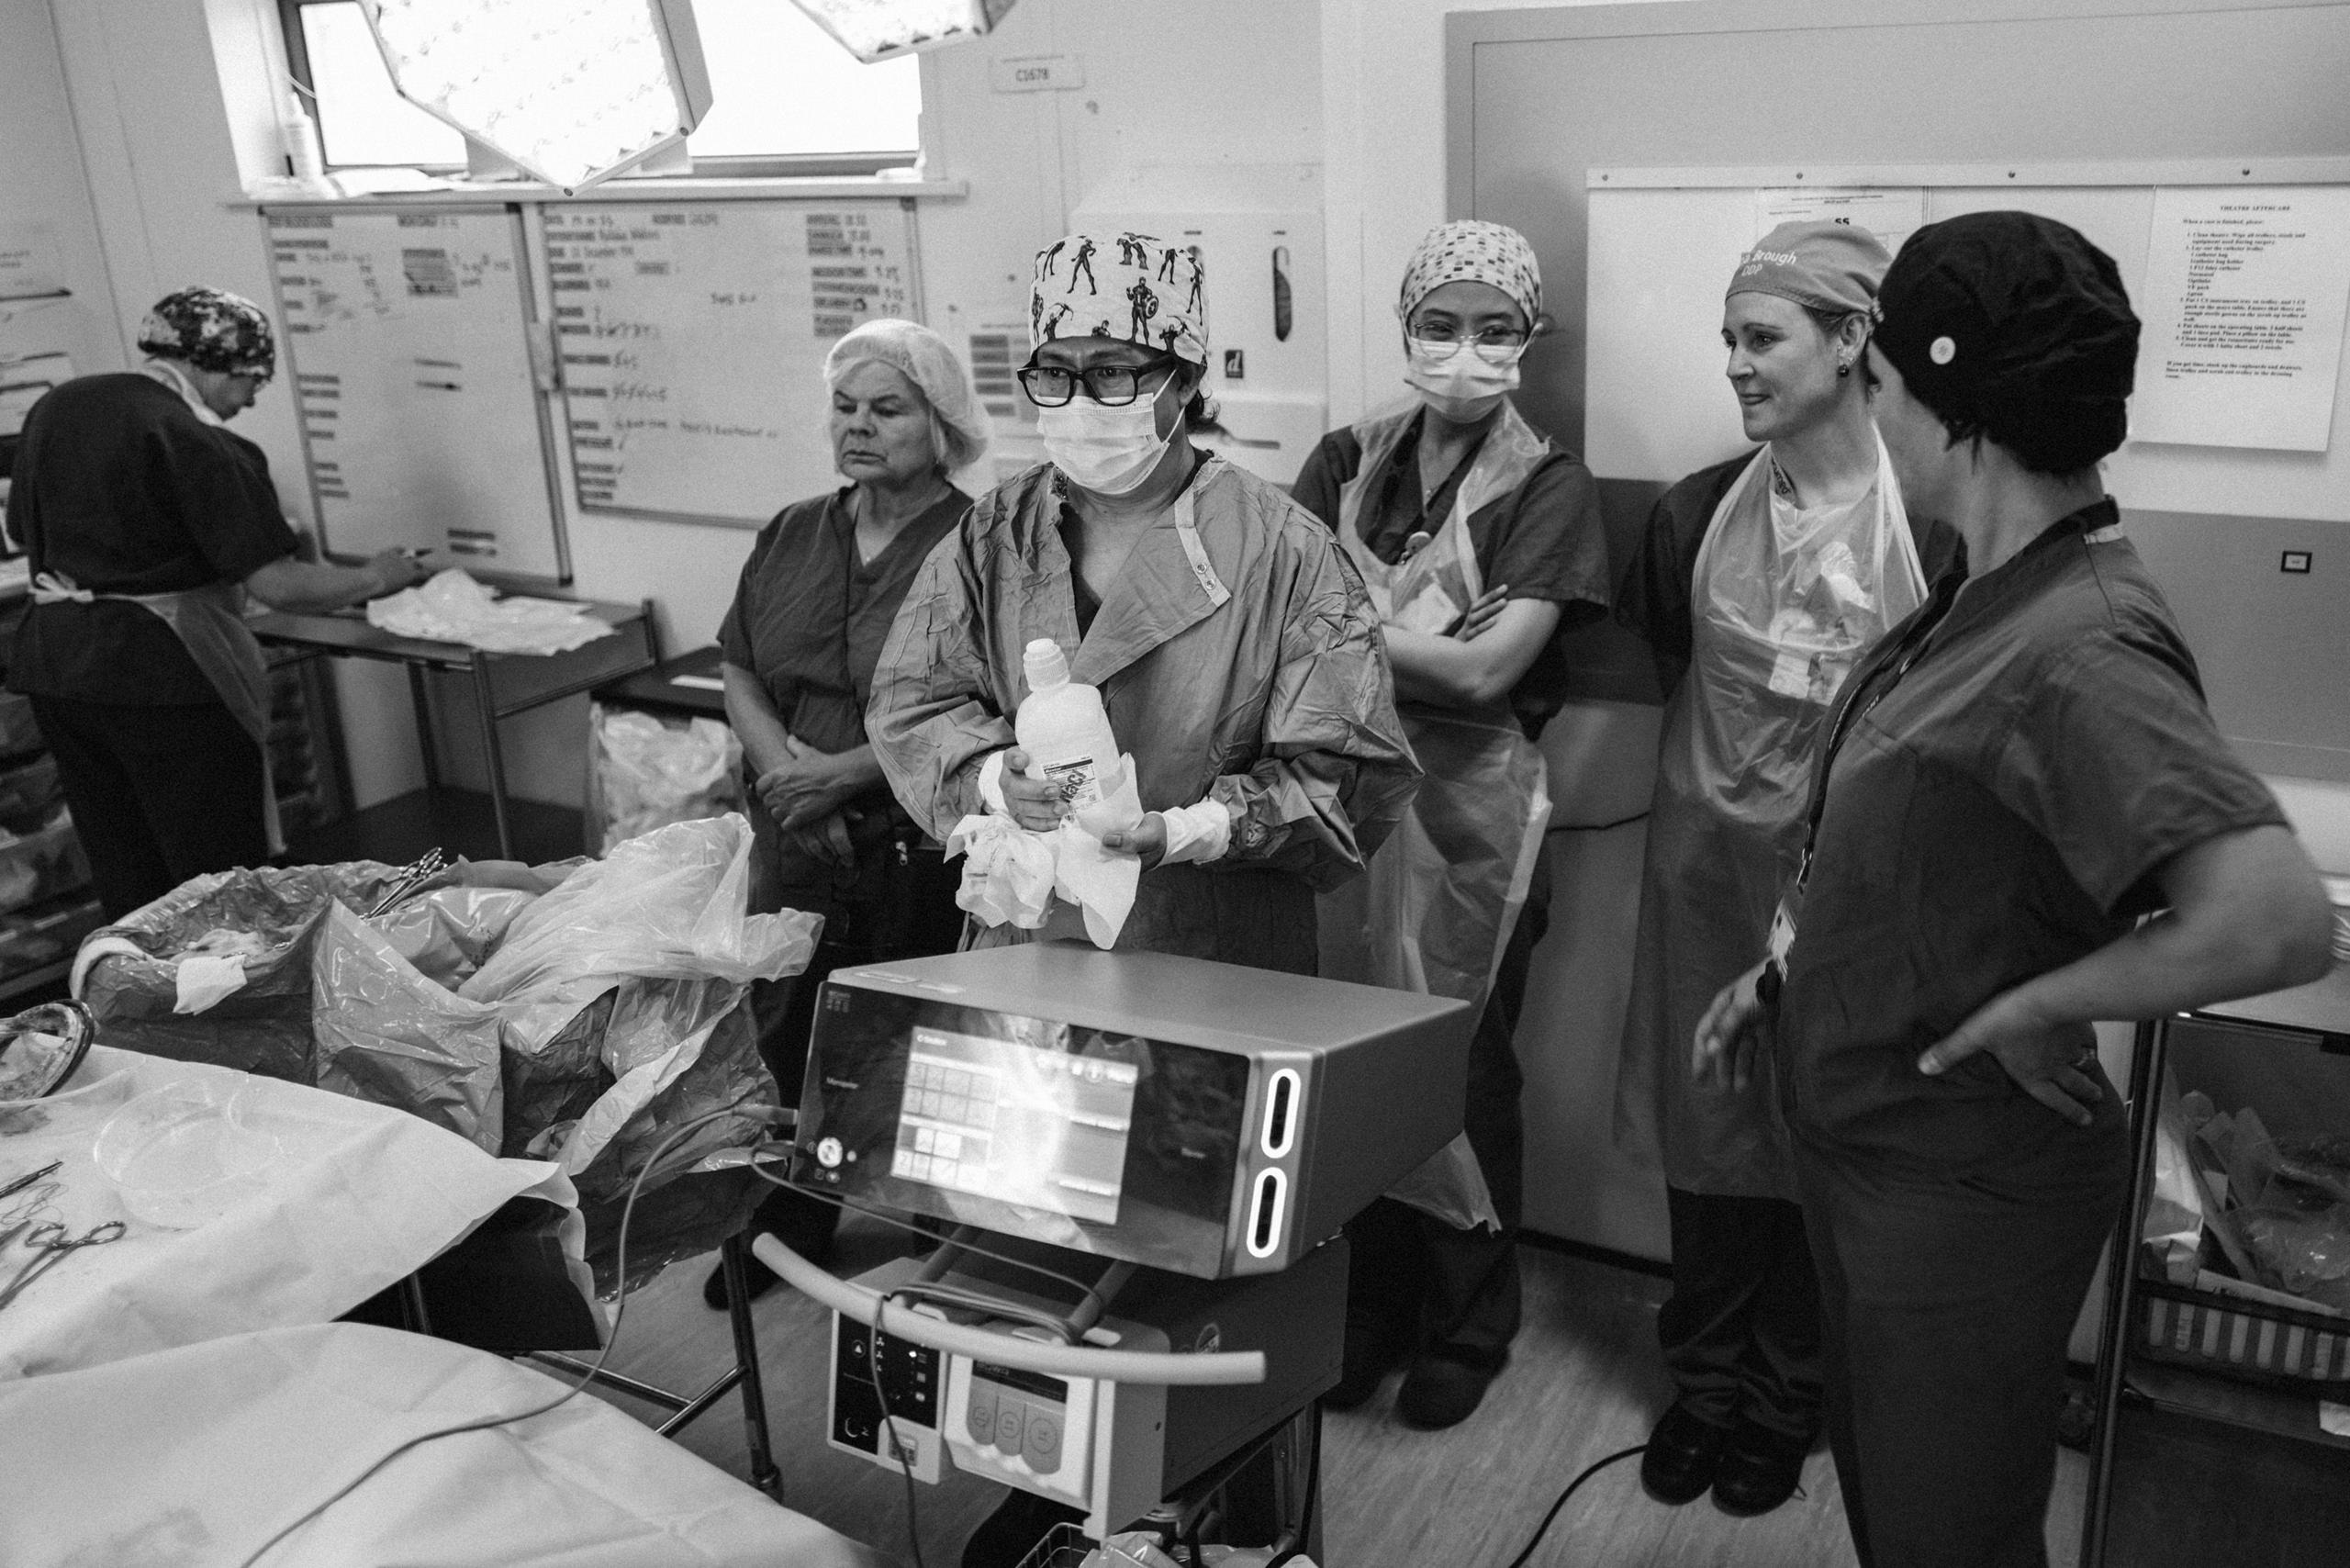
[1616,450,1969,699]
[1776,499,2287,1178]
[718,483,968,807]
[6,374,297,706]
[1292,415,1612,738]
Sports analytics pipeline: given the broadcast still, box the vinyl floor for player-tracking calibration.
[581,1224,2088,1567]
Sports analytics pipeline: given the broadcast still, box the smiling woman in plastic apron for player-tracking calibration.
[1615,220,1960,1518]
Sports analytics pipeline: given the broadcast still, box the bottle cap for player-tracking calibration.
[1023,639,1069,691]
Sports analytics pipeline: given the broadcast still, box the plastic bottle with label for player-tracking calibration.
[1015,639,1117,812]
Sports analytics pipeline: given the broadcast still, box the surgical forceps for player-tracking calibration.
[0,1219,126,1313]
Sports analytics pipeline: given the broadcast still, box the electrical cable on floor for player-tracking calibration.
[1497,1442,1647,1568]
[238,1103,780,1567]
[868,1287,927,1568]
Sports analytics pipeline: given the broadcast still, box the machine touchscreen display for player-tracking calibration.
[793,986,1253,1276]
[892,1028,1140,1224]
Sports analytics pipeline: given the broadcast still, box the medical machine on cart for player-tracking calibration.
[756,943,1472,1562]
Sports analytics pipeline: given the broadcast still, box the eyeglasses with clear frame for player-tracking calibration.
[1406,321,1530,364]
[1017,358,1181,408]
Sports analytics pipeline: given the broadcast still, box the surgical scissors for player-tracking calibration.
[0,1219,126,1312]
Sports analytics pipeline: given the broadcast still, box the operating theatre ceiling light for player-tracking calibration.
[359,0,713,193]
[789,0,1021,64]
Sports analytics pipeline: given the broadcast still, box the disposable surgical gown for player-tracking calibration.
[867,454,1418,974]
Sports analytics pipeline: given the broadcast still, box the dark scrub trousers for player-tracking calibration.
[1615,454,1966,1445]
[1774,501,2288,1568]
[1291,416,1610,1378]
[718,486,971,1250]
[6,374,297,919]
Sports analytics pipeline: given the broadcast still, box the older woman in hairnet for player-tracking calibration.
[1292,219,1612,1430]
[703,318,990,1307]
[869,233,1416,972]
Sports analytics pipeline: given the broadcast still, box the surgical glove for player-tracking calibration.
[1155,798,1233,866]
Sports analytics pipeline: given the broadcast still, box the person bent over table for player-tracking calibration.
[1696,212,2333,1568]
[6,287,427,919]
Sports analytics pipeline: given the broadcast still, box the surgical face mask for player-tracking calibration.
[1037,384,1178,496]
[1404,338,1524,423]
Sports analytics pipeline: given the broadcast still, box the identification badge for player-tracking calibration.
[1766,901,1797,969]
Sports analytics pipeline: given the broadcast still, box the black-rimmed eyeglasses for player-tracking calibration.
[1017,359,1180,408]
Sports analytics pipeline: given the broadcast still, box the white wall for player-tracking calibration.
[0,2,126,381]
[1320,0,1689,425]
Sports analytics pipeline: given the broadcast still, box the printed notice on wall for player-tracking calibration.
[1753,188,1926,257]
[2132,186,2350,451]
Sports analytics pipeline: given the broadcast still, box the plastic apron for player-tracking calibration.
[1317,400,1554,1231]
[31,364,284,855]
[1615,437,1922,1197]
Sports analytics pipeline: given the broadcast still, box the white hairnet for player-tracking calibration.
[822,318,992,472]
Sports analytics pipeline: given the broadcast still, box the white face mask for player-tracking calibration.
[1037,389,1177,496]
[1404,339,1524,423]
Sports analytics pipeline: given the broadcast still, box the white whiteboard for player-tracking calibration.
[1585,180,2350,522]
[263,207,566,577]
[543,200,919,526]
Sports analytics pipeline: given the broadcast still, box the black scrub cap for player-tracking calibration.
[1872,212,2139,474]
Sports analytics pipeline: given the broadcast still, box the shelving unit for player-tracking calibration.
[0,592,99,1002]
[2082,967,2350,1567]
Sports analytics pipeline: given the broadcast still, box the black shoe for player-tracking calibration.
[1324,1316,1412,1411]
[702,1188,839,1310]
[1395,1351,1500,1429]
[1639,1401,1731,1506]
[1709,1419,1810,1517]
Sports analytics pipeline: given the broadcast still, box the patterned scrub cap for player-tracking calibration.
[1396,220,1542,328]
[1029,232,1208,364]
[136,287,276,380]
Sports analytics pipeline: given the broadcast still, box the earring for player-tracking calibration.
[1836,360,1852,378]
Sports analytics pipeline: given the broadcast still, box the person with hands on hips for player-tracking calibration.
[1290,219,1613,1430]
[708,318,990,1307]
[6,286,428,920]
[1695,212,2332,1568]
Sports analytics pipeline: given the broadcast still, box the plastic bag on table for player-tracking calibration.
[459,813,821,1051]
[367,887,539,989]
[509,978,777,1200]
[310,902,506,1153]
[585,703,744,856]
[73,862,415,1082]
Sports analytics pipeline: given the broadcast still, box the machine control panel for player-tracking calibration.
[943,1352,1098,1507]
[827,1317,944,1483]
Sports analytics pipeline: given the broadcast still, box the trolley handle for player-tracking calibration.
[752,1234,1268,1387]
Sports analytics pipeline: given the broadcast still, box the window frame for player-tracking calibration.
[276,0,923,180]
